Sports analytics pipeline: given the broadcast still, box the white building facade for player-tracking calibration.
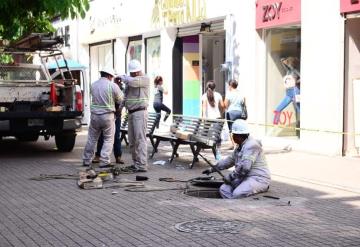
[58,0,360,157]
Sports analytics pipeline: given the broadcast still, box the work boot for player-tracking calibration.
[83,161,90,167]
[92,155,100,163]
[115,156,124,164]
[126,165,147,172]
[99,163,115,169]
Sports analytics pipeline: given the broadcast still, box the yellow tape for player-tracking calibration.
[171,114,360,136]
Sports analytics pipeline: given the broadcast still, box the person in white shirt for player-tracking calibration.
[201,80,224,159]
[201,80,224,119]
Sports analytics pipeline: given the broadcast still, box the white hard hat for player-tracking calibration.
[100,66,115,77]
[128,59,142,73]
[232,119,250,134]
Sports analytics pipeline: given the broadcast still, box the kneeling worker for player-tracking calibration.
[202,119,271,199]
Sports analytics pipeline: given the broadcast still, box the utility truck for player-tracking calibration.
[0,33,84,151]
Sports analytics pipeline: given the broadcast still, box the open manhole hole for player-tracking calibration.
[175,219,250,233]
[185,189,221,198]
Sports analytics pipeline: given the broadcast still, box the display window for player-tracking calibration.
[126,38,142,72]
[90,42,113,83]
[265,27,301,137]
[145,36,161,107]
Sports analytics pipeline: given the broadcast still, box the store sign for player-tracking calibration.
[152,0,207,27]
[256,0,301,29]
[88,0,123,35]
[340,0,360,13]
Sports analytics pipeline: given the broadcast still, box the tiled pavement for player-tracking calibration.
[0,131,359,247]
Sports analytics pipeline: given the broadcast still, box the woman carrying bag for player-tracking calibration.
[224,79,247,150]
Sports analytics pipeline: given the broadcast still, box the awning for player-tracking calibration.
[47,59,86,69]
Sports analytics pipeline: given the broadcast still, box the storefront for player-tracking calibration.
[151,0,227,117]
[172,21,226,117]
[256,0,301,138]
[341,0,360,156]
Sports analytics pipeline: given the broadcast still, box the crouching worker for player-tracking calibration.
[202,119,271,199]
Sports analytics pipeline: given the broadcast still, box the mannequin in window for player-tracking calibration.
[273,56,300,126]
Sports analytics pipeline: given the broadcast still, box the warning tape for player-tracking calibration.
[168,114,360,136]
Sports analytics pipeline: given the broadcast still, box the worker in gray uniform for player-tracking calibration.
[82,67,123,168]
[119,60,150,172]
[202,119,271,198]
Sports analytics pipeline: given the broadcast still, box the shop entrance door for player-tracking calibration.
[201,32,226,98]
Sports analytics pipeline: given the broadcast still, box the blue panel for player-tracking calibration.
[183,99,200,117]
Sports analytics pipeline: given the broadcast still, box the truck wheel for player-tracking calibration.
[55,132,76,152]
[16,133,39,142]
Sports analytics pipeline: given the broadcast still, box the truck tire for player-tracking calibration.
[16,133,39,142]
[55,131,76,152]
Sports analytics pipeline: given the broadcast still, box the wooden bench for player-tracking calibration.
[189,118,225,168]
[120,112,160,149]
[150,115,201,163]
[150,116,224,168]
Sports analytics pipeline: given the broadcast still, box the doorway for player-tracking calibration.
[201,32,226,98]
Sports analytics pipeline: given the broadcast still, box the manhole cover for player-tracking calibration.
[175,219,249,233]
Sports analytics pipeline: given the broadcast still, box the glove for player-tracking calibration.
[223,173,234,185]
[202,167,214,176]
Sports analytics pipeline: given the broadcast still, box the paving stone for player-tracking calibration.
[0,134,360,246]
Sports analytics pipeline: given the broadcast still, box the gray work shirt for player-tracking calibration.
[120,75,150,111]
[216,137,271,180]
[90,77,123,115]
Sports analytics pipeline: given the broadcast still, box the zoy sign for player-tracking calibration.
[263,2,283,23]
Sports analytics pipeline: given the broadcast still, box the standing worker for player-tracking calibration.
[202,119,271,199]
[82,67,123,168]
[120,60,150,172]
[92,76,124,164]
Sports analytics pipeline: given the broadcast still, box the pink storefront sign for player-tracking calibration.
[341,0,360,13]
[256,0,301,29]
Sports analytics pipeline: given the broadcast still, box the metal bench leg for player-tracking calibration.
[149,135,156,150]
[169,142,180,163]
[150,138,161,158]
[190,145,201,169]
[212,146,217,159]
[170,141,179,157]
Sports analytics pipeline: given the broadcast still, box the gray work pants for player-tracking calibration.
[83,113,115,166]
[128,110,148,168]
[219,176,270,199]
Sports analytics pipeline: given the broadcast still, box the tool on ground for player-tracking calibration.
[136,175,148,181]
[197,153,225,179]
[124,186,186,192]
[159,177,189,182]
[30,173,79,181]
[77,177,103,189]
[263,195,280,200]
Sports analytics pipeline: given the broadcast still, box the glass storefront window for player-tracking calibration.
[90,43,113,83]
[145,36,161,108]
[265,27,301,138]
[127,39,142,67]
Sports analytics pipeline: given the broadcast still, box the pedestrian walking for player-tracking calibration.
[201,80,224,160]
[201,80,224,119]
[119,60,150,172]
[82,67,123,168]
[153,75,171,127]
[224,79,247,149]
[202,119,271,199]
[92,76,124,164]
